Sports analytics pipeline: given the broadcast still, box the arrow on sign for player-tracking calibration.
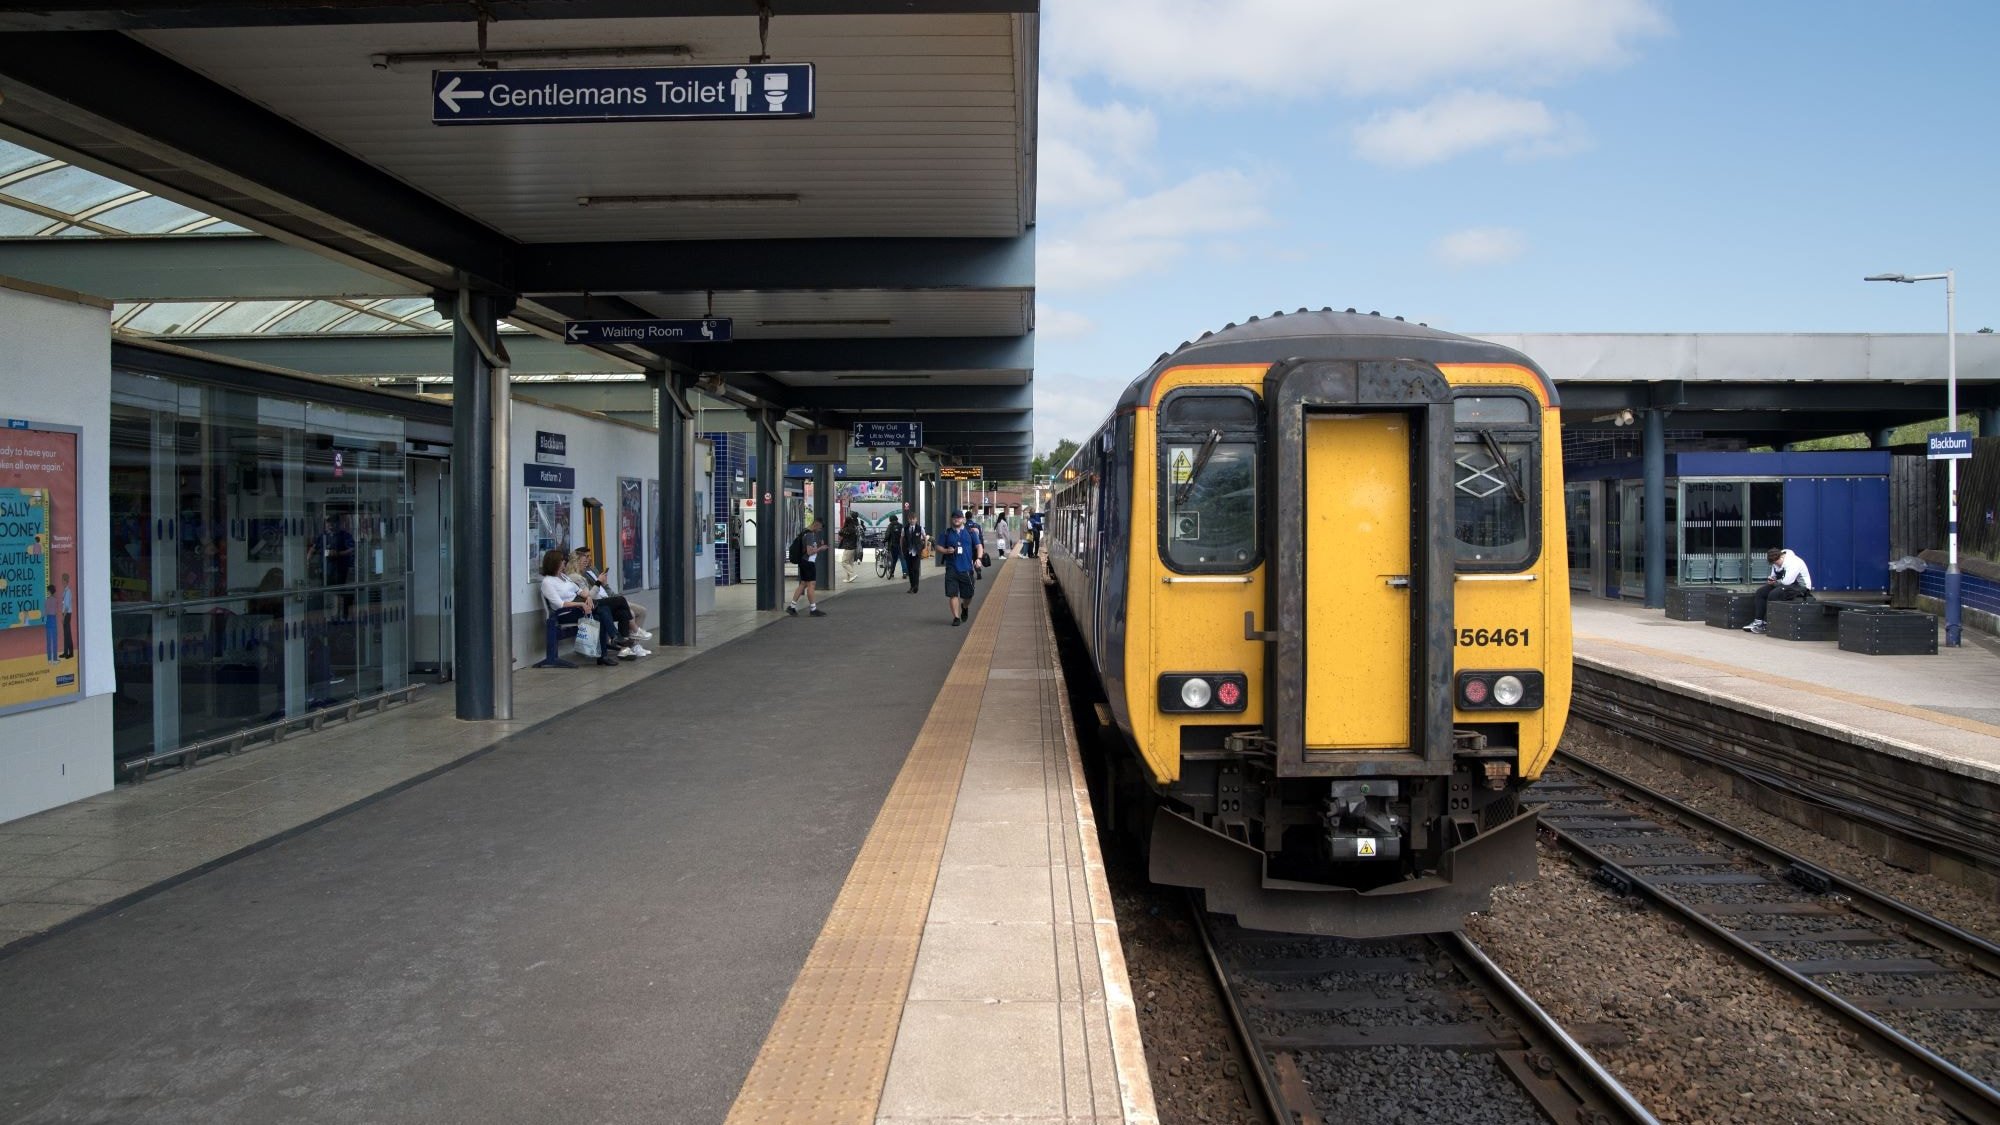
[437,76,486,114]
[566,323,586,342]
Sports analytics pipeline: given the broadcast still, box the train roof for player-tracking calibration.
[1116,308,1557,410]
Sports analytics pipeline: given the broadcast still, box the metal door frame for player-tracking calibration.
[1265,359,1456,778]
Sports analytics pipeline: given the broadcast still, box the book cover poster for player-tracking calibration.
[0,423,81,714]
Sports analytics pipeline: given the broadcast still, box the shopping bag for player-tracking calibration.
[573,616,603,659]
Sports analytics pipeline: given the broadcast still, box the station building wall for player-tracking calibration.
[0,280,115,823]
[509,398,717,667]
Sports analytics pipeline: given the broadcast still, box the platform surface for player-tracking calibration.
[0,560,1150,1124]
[1572,599,2000,783]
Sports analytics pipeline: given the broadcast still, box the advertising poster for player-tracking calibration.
[618,477,644,590]
[0,422,82,715]
[528,490,572,573]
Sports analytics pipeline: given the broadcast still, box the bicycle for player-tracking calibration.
[875,547,896,579]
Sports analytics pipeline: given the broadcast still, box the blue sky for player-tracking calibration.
[1030,1,2000,451]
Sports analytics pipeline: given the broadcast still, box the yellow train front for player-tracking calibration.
[1048,309,1571,938]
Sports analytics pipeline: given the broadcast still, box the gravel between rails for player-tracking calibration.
[1466,853,1952,1124]
[1565,724,2000,943]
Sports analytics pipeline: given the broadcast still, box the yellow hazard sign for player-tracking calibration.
[1169,446,1195,485]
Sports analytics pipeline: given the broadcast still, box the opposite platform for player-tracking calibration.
[1573,600,2000,783]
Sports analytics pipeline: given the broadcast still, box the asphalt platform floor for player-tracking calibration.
[0,566,998,1124]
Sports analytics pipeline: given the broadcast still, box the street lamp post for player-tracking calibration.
[1866,270,1961,647]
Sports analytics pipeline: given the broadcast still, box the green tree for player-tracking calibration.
[1032,438,1079,478]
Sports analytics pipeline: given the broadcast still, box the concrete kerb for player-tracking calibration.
[1036,561,1160,1125]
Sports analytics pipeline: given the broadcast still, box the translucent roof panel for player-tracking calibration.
[0,137,249,239]
[185,300,296,334]
[91,195,217,234]
[9,165,137,214]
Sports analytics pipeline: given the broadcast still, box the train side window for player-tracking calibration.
[1158,389,1261,573]
[1452,388,1539,570]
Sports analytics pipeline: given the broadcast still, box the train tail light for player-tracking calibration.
[1160,673,1248,713]
[1456,671,1544,711]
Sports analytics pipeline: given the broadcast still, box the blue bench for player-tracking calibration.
[536,598,580,669]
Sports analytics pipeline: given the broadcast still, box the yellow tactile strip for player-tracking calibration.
[726,562,1018,1125]
[1577,633,2000,740]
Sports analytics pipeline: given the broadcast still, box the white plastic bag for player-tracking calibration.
[573,616,603,659]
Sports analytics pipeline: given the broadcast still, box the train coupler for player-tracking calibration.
[1324,781,1402,862]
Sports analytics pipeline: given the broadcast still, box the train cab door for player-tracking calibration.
[1267,360,1455,773]
[1302,413,1412,750]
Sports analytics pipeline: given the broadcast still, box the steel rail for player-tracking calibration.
[1188,893,1657,1125]
[1569,673,2000,877]
[1538,772,2000,1124]
[1556,749,2000,977]
[1186,891,1299,1125]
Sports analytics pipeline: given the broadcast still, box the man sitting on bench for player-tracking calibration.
[1744,546,1813,635]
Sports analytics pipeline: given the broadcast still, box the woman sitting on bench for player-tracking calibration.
[539,547,624,666]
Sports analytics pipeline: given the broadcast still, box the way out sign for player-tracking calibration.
[433,63,815,125]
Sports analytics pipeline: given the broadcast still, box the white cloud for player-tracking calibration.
[1035,303,1098,340]
[1037,79,1158,208]
[1352,90,1587,167]
[1433,227,1528,268]
[1044,0,1668,99]
[1034,370,1134,452]
[1039,236,1184,291]
[1039,171,1271,292]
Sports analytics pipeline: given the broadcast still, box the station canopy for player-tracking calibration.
[0,2,1040,478]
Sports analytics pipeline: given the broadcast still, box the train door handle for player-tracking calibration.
[1384,575,1411,589]
[1243,611,1275,643]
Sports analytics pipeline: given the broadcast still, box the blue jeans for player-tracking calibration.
[45,620,58,661]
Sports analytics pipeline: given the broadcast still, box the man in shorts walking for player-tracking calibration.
[787,517,828,617]
[936,511,979,626]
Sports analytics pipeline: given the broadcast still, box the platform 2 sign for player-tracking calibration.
[1928,430,1974,460]
[563,319,732,345]
[433,64,814,125]
[0,420,81,717]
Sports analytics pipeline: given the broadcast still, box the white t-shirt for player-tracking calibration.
[540,573,581,610]
[1770,550,1812,590]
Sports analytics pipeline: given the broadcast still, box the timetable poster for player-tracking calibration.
[0,422,82,714]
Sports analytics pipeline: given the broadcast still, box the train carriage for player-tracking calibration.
[1048,309,1570,937]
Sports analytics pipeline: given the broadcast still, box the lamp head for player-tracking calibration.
[1865,273,1912,283]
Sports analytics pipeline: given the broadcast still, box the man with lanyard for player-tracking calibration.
[1744,546,1812,635]
[936,510,980,625]
[1027,509,1044,558]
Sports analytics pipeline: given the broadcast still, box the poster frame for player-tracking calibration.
[0,419,84,719]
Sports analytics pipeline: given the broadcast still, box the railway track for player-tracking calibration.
[1538,750,2000,1124]
[1192,896,1657,1125]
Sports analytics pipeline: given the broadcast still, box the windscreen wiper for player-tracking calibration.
[1477,429,1527,505]
[1176,428,1222,506]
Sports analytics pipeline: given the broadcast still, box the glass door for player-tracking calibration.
[1564,483,1595,593]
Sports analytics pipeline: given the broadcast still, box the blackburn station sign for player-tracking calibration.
[433,63,815,125]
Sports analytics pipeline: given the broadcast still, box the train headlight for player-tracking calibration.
[1159,673,1249,713]
[1455,671,1543,711]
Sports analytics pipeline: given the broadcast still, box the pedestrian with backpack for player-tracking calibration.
[787,517,828,617]
[936,511,979,625]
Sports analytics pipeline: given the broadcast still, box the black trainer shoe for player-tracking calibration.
[786,605,797,616]
[809,607,826,617]
[951,616,961,626]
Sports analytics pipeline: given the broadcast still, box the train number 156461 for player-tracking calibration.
[1456,628,1530,647]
